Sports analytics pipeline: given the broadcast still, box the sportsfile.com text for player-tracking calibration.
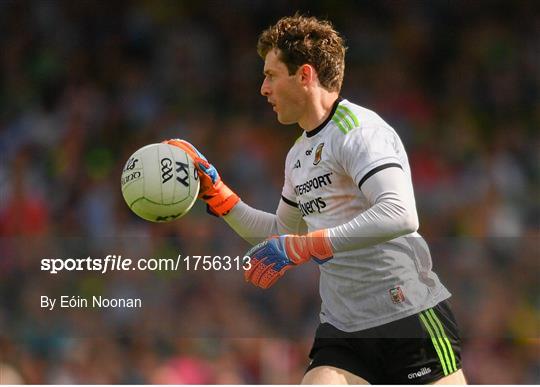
[40,255,251,274]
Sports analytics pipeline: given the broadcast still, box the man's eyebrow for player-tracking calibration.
[263,69,272,75]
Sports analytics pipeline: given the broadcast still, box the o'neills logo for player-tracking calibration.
[408,367,431,379]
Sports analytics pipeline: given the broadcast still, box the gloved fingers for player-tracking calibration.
[244,257,264,283]
[163,139,198,161]
[196,159,211,170]
[193,157,217,184]
[163,139,212,174]
[196,160,220,185]
[164,138,240,217]
[244,257,292,289]
[257,265,291,289]
[245,257,274,285]
[168,139,208,161]
[163,139,223,188]
[178,140,208,161]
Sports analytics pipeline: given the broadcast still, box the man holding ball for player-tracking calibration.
[166,14,467,385]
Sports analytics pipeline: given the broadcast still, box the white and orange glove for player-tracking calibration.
[164,139,240,216]
[244,229,333,289]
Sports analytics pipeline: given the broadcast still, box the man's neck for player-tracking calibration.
[299,91,340,132]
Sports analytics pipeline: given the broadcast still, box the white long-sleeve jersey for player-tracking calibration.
[225,98,450,332]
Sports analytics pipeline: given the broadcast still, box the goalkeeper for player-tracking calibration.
[166,14,467,385]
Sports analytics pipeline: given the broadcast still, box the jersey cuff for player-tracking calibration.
[358,163,403,189]
[281,195,298,208]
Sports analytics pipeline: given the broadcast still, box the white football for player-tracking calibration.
[121,143,200,222]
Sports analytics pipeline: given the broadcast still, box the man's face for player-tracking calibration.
[260,49,305,125]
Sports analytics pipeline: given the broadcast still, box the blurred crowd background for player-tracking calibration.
[0,0,538,384]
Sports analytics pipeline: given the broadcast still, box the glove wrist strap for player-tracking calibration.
[306,229,333,263]
[205,181,240,216]
[283,229,333,265]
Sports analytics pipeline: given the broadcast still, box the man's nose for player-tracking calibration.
[260,79,270,96]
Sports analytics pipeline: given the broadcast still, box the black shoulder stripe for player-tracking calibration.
[281,195,298,208]
[358,163,403,189]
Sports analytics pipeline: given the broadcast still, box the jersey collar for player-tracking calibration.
[305,97,343,138]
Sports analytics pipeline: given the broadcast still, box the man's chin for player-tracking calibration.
[276,115,296,125]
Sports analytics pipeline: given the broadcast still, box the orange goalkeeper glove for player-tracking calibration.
[244,229,333,289]
[164,139,240,216]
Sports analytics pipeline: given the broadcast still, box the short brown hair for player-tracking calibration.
[257,14,346,92]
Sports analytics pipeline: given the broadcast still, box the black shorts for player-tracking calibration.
[307,300,462,384]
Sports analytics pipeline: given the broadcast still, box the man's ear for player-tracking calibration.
[297,64,317,85]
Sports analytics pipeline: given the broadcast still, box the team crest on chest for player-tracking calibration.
[313,143,325,165]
